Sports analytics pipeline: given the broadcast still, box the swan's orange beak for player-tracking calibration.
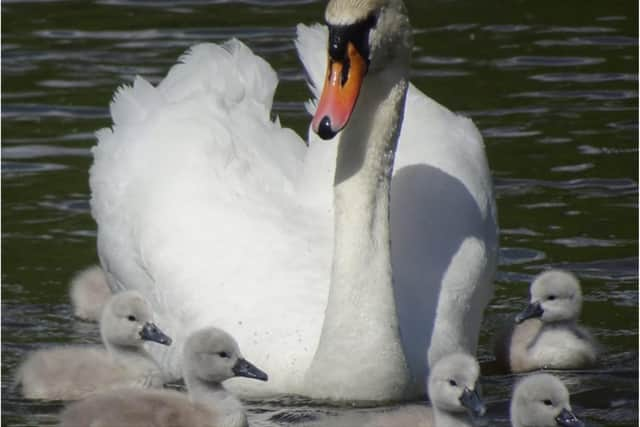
[312,41,367,140]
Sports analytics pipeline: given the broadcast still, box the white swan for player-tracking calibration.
[510,373,585,427]
[496,270,597,373]
[69,265,111,322]
[59,327,267,427]
[16,290,171,400]
[91,0,497,400]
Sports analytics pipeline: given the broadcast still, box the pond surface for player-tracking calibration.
[1,0,637,426]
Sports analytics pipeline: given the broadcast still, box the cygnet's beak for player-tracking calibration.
[139,322,172,346]
[459,387,486,417]
[555,407,584,427]
[232,358,268,382]
[515,301,544,323]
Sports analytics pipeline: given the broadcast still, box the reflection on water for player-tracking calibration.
[2,0,637,426]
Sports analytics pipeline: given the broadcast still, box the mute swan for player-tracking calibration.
[495,270,597,373]
[69,265,111,322]
[16,290,171,400]
[91,0,497,400]
[510,373,585,427]
[59,327,268,427]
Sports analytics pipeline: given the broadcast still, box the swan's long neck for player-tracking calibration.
[306,63,410,400]
[185,374,248,427]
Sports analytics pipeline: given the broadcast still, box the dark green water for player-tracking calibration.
[2,0,637,426]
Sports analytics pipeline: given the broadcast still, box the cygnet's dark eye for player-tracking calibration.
[547,295,556,301]
[543,399,553,406]
[218,351,230,358]
[449,379,457,387]
[127,315,137,322]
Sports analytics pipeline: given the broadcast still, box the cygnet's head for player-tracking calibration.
[183,327,268,385]
[515,270,583,324]
[100,290,172,348]
[428,353,486,418]
[313,0,412,139]
[510,373,584,427]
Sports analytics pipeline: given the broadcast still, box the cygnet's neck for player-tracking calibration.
[306,63,410,400]
[185,373,248,427]
[104,339,162,384]
[433,407,476,427]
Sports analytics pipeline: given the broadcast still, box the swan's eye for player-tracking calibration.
[127,315,137,322]
[218,351,230,358]
[543,399,553,406]
[449,379,457,387]
[547,295,556,301]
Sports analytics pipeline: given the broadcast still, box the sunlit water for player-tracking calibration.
[2,1,637,426]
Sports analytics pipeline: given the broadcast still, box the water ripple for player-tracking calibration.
[539,26,616,34]
[494,177,637,198]
[550,163,594,173]
[499,246,546,266]
[482,24,532,33]
[2,104,108,120]
[536,35,638,47]
[415,55,467,65]
[2,145,90,159]
[510,90,636,100]
[550,237,631,248]
[2,161,67,176]
[530,72,637,83]
[494,56,604,68]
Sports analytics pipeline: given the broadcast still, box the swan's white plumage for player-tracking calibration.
[91,20,497,399]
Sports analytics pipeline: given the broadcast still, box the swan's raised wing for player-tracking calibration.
[91,40,330,386]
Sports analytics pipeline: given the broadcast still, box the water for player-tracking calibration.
[1,0,637,426]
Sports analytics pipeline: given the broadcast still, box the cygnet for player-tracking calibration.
[497,270,597,373]
[69,265,112,322]
[303,352,485,427]
[15,290,171,400]
[59,327,268,427]
[511,373,584,427]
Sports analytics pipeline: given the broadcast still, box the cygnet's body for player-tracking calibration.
[69,265,112,322]
[303,353,485,427]
[511,373,585,427]
[16,290,171,400]
[497,270,597,373]
[59,327,268,427]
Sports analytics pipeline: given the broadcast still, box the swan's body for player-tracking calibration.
[60,327,267,427]
[496,270,597,372]
[510,373,584,427]
[16,291,171,400]
[91,0,497,400]
[69,265,111,322]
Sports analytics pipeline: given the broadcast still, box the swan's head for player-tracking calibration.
[312,0,412,140]
[510,373,584,427]
[183,327,268,384]
[427,353,486,418]
[100,290,172,348]
[515,270,583,324]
